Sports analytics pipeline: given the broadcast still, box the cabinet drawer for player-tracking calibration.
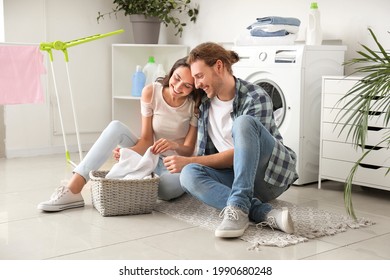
[323,93,357,109]
[322,108,387,126]
[321,122,389,146]
[322,140,390,167]
[320,158,390,189]
[323,93,385,111]
[323,78,359,94]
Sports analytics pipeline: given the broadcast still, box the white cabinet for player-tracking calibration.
[319,76,390,190]
[112,44,189,136]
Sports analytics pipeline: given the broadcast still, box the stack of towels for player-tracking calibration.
[234,16,301,46]
[247,16,301,37]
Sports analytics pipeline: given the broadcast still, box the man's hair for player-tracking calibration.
[187,42,240,74]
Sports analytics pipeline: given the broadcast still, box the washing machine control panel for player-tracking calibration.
[258,52,267,61]
[233,45,305,67]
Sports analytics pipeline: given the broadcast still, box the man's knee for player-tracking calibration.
[180,163,201,191]
[233,115,257,132]
[233,115,269,139]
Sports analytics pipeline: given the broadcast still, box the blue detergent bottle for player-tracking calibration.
[131,65,146,97]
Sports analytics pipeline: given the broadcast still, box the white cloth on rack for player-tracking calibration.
[106,147,159,180]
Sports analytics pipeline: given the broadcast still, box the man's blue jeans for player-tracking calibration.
[180,115,289,223]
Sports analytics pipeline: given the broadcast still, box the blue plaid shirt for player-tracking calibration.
[196,77,298,188]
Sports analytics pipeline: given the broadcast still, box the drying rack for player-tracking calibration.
[40,29,124,167]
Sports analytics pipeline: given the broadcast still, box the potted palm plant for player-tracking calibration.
[97,0,199,43]
[337,28,390,219]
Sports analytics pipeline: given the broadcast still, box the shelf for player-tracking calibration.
[113,96,141,100]
[112,44,189,98]
[112,44,189,137]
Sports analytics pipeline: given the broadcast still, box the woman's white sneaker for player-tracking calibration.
[37,185,84,212]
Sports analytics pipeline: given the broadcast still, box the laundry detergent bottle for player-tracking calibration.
[131,65,146,97]
[142,56,158,85]
[306,2,323,45]
[155,64,166,80]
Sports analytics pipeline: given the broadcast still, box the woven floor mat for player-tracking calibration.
[154,194,375,249]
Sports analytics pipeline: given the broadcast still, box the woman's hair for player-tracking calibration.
[157,56,189,87]
[156,56,203,117]
[187,42,240,74]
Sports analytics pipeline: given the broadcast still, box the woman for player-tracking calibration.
[38,57,202,212]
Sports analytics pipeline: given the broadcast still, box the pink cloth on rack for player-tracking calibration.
[0,45,46,104]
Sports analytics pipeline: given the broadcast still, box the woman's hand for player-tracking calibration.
[151,138,179,155]
[112,147,121,161]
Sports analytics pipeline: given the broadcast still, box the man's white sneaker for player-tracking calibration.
[215,206,249,238]
[37,185,84,212]
[260,207,294,234]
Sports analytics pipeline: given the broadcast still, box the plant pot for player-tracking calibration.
[129,14,161,44]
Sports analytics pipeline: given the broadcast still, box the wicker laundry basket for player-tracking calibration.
[89,170,159,217]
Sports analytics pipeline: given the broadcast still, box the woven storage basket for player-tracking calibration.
[89,170,159,217]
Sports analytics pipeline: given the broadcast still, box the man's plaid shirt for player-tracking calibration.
[196,77,299,188]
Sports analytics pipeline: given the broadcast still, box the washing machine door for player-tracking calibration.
[249,77,286,128]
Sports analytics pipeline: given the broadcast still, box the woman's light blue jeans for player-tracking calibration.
[180,115,289,223]
[73,120,184,200]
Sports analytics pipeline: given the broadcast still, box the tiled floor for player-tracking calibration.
[1,154,390,260]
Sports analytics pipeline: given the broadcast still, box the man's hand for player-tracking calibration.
[163,155,190,173]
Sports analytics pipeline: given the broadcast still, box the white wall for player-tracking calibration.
[0,0,5,157]
[3,0,390,158]
[172,0,390,76]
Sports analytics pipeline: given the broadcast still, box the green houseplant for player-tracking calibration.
[97,0,199,41]
[337,28,390,219]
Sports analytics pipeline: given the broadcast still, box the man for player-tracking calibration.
[165,42,298,238]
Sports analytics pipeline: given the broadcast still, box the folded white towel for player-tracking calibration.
[251,24,300,34]
[106,147,159,180]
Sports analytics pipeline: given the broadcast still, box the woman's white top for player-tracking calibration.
[140,82,197,156]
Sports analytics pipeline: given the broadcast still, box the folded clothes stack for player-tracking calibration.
[247,16,301,37]
[234,16,301,46]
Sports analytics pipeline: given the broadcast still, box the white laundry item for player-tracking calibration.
[250,24,300,34]
[106,147,159,180]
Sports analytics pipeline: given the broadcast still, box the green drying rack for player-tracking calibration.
[40,29,124,167]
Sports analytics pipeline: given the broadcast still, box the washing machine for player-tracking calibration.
[232,44,346,185]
